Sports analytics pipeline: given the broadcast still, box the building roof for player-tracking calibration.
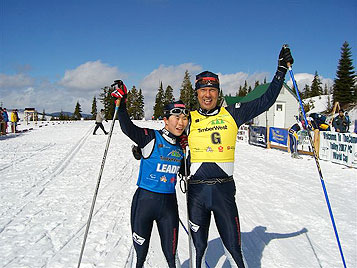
[224,82,298,105]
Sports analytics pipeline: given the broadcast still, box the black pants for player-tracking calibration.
[131,188,179,268]
[188,180,245,267]
[93,122,106,134]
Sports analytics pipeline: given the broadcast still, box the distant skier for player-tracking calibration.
[288,118,303,159]
[93,109,108,135]
[111,79,189,268]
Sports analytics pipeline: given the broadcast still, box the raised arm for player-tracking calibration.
[226,46,294,127]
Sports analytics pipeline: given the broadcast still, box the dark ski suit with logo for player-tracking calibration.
[117,104,182,268]
[187,70,286,268]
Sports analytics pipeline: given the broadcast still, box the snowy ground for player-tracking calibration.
[0,120,356,268]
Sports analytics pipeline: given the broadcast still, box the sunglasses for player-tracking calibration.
[196,78,219,86]
[167,108,189,116]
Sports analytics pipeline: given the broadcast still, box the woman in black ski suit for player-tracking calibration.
[111,80,188,268]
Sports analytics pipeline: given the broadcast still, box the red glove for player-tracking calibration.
[179,134,188,150]
[111,80,128,99]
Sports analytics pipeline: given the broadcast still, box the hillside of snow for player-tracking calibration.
[0,120,356,268]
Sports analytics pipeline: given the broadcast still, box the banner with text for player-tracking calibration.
[269,127,288,146]
[319,131,357,168]
[237,124,249,143]
[249,126,267,148]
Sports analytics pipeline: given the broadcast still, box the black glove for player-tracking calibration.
[131,145,142,160]
[278,45,294,73]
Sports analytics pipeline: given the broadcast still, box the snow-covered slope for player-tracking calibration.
[0,121,356,268]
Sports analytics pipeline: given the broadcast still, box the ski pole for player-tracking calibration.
[181,148,194,268]
[286,51,347,268]
[77,99,121,268]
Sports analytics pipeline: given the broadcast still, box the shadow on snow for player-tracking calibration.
[182,226,310,268]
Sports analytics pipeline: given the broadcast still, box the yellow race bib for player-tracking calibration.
[189,107,238,163]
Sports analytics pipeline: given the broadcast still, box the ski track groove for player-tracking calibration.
[46,156,134,266]
[0,125,93,235]
[0,143,56,172]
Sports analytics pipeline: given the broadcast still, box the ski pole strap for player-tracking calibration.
[179,176,188,193]
[188,176,233,185]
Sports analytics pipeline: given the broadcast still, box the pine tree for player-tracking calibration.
[218,89,224,106]
[323,84,328,95]
[303,84,311,99]
[91,96,97,120]
[310,71,323,97]
[73,101,82,120]
[180,70,197,110]
[236,85,242,96]
[264,77,267,84]
[164,85,174,106]
[327,94,332,111]
[42,109,46,121]
[59,110,65,120]
[238,81,248,97]
[126,86,145,120]
[333,41,356,106]
[127,86,138,119]
[137,89,145,120]
[99,86,115,120]
[153,82,165,119]
[247,85,252,94]
[254,80,260,89]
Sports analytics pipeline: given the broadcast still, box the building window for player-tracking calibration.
[276,104,283,111]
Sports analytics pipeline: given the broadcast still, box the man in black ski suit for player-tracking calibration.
[184,46,294,268]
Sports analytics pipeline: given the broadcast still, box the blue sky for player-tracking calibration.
[0,0,356,116]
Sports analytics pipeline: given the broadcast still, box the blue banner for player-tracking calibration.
[269,127,288,146]
[249,126,267,148]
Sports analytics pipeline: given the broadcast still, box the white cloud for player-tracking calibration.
[139,63,202,118]
[0,73,35,89]
[138,65,276,118]
[286,73,334,92]
[0,64,335,117]
[59,60,126,92]
[0,60,124,113]
[218,72,270,96]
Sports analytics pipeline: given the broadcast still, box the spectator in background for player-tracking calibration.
[344,112,351,132]
[3,108,9,134]
[10,109,18,133]
[333,109,349,133]
[93,109,108,135]
[0,108,4,135]
[288,119,303,159]
[309,112,331,131]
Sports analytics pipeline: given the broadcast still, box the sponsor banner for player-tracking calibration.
[297,130,315,152]
[269,127,288,146]
[319,131,357,168]
[249,126,267,148]
[237,124,249,143]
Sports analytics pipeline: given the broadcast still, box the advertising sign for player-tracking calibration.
[237,124,249,143]
[269,127,288,146]
[249,126,267,148]
[319,131,357,168]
